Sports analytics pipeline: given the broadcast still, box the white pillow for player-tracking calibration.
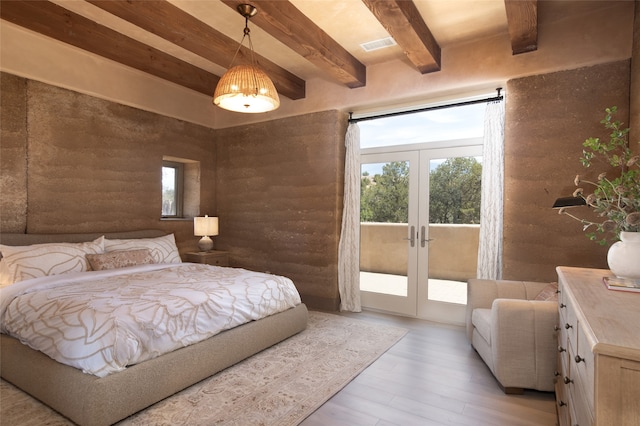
[0,236,105,286]
[104,234,181,264]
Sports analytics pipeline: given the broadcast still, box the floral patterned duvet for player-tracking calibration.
[0,263,301,377]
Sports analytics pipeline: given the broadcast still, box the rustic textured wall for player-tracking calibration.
[215,111,346,310]
[0,73,28,233]
[503,60,631,282]
[0,74,216,255]
[631,1,640,148]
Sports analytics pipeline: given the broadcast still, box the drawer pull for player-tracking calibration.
[554,325,561,332]
[558,346,566,353]
[564,376,573,384]
[558,400,567,407]
[575,355,585,363]
[560,303,566,308]
[554,371,561,377]
[565,323,573,330]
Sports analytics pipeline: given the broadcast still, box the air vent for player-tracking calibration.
[360,37,397,52]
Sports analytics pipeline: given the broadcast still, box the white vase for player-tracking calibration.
[607,231,640,279]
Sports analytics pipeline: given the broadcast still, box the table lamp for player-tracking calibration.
[194,215,219,252]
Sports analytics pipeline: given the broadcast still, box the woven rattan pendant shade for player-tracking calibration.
[212,4,280,114]
[213,64,280,113]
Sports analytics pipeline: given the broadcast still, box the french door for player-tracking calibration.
[360,151,419,316]
[360,144,482,324]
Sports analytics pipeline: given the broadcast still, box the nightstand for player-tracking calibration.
[185,250,229,267]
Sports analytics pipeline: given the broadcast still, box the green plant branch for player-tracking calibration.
[560,106,640,244]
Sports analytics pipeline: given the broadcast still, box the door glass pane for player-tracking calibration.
[427,156,482,304]
[360,161,409,297]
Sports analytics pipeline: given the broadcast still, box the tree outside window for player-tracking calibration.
[429,157,482,224]
[360,158,481,224]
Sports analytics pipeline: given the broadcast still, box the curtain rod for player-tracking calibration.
[348,88,503,124]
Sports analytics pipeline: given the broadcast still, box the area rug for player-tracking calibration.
[0,311,407,426]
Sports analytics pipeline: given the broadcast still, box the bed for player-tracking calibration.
[0,230,308,426]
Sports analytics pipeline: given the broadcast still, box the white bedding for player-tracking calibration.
[0,263,301,377]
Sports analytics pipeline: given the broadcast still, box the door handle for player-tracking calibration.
[404,225,416,247]
[421,226,434,247]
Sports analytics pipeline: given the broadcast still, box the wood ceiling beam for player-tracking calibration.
[0,1,219,97]
[221,0,366,89]
[361,0,441,74]
[504,0,538,55]
[89,0,305,100]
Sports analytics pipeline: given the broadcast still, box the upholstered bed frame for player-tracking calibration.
[0,230,309,426]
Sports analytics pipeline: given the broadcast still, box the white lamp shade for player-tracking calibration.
[194,215,219,237]
[213,64,280,113]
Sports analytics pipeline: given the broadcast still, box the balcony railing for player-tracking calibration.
[360,223,479,282]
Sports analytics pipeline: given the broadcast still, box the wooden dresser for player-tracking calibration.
[556,267,640,426]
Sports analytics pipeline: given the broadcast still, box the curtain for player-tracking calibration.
[477,100,505,280]
[338,122,362,312]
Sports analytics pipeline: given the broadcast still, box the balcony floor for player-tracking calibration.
[360,271,467,304]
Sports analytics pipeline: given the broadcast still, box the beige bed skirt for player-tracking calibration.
[1,304,309,426]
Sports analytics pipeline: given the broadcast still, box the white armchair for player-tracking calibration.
[465,279,559,394]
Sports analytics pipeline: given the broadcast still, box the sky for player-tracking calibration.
[359,102,486,150]
[359,102,486,176]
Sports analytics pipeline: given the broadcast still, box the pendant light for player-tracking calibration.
[213,4,280,113]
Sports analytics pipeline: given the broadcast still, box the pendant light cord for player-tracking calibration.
[225,12,260,96]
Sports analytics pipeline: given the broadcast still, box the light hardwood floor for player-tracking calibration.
[301,310,557,426]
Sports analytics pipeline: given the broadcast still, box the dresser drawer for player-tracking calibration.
[557,320,572,426]
[570,398,593,426]
[562,303,579,355]
[556,380,571,426]
[575,324,595,410]
[566,345,594,425]
[571,375,595,426]
[557,279,567,321]
[558,280,578,349]
[558,324,569,357]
